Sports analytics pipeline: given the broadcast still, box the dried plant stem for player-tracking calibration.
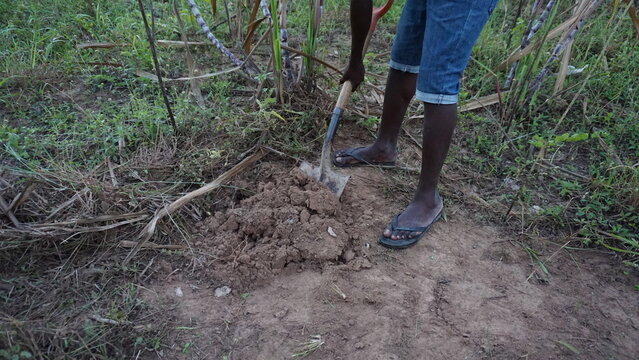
[281,45,341,74]
[119,240,187,250]
[135,67,240,82]
[553,0,590,95]
[222,0,233,38]
[0,195,21,228]
[628,1,639,38]
[137,0,178,134]
[243,0,263,53]
[552,2,629,133]
[122,148,268,266]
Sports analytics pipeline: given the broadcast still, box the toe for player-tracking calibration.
[383,228,392,238]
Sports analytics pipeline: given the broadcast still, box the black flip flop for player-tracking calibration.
[378,210,442,249]
[332,147,396,168]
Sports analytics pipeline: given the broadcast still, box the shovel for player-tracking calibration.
[300,0,394,198]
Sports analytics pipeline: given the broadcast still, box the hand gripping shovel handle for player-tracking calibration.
[326,0,393,143]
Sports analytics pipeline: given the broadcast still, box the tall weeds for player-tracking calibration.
[269,0,283,101]
[304,0,322,78]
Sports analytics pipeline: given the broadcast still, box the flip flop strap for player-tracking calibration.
[339,147,368,164]
[391,211,443,233]
[391,215,428,233]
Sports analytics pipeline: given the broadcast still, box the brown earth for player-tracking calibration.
[140,153,639,359]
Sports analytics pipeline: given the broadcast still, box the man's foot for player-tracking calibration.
[333,145,397,167]
[382,193,443,241]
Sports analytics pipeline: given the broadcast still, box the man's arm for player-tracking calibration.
[340,0,372,91]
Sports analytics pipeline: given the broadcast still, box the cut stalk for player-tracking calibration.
[243,0,263,53]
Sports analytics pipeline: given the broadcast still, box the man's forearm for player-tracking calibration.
[349,0,372,63]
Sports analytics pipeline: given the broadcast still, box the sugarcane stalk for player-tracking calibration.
[528,0,603,94]
[260,0,272,23]
[186,0,255,75]
[505,0,555,88]
[279,0,294,89]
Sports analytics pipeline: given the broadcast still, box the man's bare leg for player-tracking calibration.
[334,68,416,165]
[383,103,456,240]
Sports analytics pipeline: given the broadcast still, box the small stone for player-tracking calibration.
[175,287,183,297]
[348,319,355,326]
[215,285,232,297]
[328,226,337,237]
[530,205,543,214]
[355,342,364,349]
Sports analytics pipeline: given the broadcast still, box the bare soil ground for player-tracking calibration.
[139,129,639,360]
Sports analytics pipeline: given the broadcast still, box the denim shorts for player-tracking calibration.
[390,0,499,104]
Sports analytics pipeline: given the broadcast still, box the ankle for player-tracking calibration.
[371,141,397,156]
[412,189,441,209]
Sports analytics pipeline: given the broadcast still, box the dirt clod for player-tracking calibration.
[199,168,352,286]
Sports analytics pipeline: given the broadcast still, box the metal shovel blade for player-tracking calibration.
[300,84,353,198]
[299,159,350,199]
[299,108,350,199]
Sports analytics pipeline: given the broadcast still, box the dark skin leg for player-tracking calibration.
[336,95,456,240]
[383,103,456,240]
[334,68,416,165]
[339,0,456,241]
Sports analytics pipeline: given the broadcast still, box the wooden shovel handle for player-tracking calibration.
[336,81,353,109]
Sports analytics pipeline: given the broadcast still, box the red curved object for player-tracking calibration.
[370,0,394,33]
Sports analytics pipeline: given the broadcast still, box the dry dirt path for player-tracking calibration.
[142,145,638,359]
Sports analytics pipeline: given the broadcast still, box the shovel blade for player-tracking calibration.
[299,161,350,199]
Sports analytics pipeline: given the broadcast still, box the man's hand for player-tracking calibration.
[344,0,372,92]
[340,60,365,91]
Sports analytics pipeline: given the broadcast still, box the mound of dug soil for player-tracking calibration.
[197,167,367,285]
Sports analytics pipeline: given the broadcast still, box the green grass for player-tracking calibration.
[457,0,639,259]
